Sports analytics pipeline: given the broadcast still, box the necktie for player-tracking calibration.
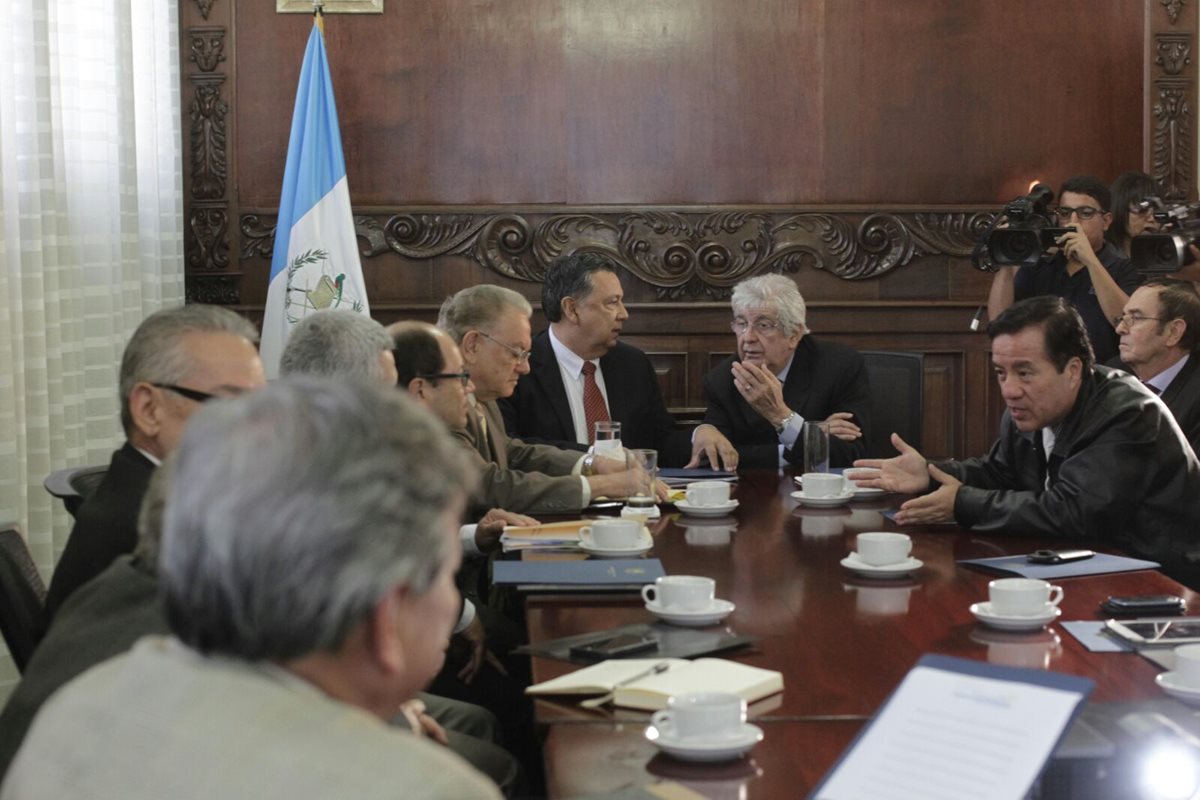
[582,361,611,444]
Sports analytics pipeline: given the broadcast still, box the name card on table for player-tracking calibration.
[810,654,1093,800]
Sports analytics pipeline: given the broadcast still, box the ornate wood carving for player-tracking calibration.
[1153,79,1193,201]
[186,274,241,305]
[188,76,228,200]
[188,27,226,73]
[1156,33,1191,75]
[189,207,231,273]
[194,0,217,20]
[1162,0,1186,24]
[241,208,992,299]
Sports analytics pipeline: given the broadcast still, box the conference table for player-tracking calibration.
[520,470,1197,798]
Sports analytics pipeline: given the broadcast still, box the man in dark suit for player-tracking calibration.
[695,274,871,470]
[498,252,732,468]
[42,305,265,623]
[1112,278,1200,451]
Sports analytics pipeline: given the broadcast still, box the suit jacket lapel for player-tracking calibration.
[599,349,627,425]
[481,400,508,469]
[532,332,578,441]
[780,341,813,420]
[1161,355,1197,406]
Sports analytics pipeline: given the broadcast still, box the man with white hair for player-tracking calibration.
[2,379,501,799]
[44,305,265,622]
[279,308,398,385]
[693,274,871,469]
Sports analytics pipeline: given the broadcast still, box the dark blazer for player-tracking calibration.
[498,331,692,466]
[43,442,154,623]
[1107,353,1200,453]
[701,337,872,470]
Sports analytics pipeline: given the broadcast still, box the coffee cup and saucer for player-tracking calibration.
[578,518,653,558]
[840,532,922,578]
[676,481,739,517]
[970,578,1063,631]
[791,472,854,508]
[642,575,735,627]
[645,692,763,762]
[1155,644,1200,706]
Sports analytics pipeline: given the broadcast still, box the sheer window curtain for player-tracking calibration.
[0,0,183,596]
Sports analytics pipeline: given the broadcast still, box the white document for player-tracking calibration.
[814,665,1087,800]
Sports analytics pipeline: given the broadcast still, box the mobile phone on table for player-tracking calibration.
[569,633,658,660]
[1027,548,1094,564]
[1100,595,1186,616]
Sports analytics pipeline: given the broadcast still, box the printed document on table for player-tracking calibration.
[811,654,1092,800]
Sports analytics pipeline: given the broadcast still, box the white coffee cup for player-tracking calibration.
[1173,644,1200,688]
[686,481,731,507]
[641,575,716,611]
[802,472,843,498]
[650,692,745,741]
[579,518,642,549]
[988,578,1063,616]
[855,532,912,566]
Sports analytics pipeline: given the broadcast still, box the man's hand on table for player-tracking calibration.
[894,463,961,525]
[850,433,932,494]
[475,507,540,552]
[687,424,739,472]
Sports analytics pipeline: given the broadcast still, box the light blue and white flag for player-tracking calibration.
[261,18,369,377]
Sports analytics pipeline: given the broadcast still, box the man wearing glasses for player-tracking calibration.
[43,305,265,623]
[1112,279,1200,451]
[693,274,871,470]
[988,175,1142,364]
[438,285,652,516]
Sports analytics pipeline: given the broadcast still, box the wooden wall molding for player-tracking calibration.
[240,207,995,299]
[1151,1,1196,200]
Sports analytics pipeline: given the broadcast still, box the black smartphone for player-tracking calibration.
[569,633,658,660]
[1100,595,1187,616]
[1027,548,1094,564]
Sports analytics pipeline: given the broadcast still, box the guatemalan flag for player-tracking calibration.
[261,17,369,377]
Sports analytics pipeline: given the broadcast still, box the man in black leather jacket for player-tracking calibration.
[856,296,1200,588]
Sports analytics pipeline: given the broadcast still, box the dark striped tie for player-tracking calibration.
[582,361,610,444]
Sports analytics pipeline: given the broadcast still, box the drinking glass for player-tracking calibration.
[803,421,829,473]
[593,421,622,456]
[625,448,658,510]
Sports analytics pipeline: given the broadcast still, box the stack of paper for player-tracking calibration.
[657,468,739,488]
[500,520,588,552]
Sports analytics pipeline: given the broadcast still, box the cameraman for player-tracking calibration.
[987,175,1141,364]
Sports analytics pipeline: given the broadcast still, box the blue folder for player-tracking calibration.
[492,558,665,592]
[958,552,1160,580]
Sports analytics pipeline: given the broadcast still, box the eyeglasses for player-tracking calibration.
[418,372,471,387]
[1054,205,1104,221]
[152,383,216,403]
[1129,200,1156,216]
[731,318,784,335]
[475,331,532,364]
[1112,312,1166,328]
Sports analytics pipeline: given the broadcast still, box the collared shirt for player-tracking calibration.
[133,447,162,467]
[548,326,611,446]
[1146,354,1190,396]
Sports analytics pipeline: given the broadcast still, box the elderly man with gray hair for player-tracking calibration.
[43,304,265,623]
[279,309,398,385]
[694,274,871,470]
[2,378,501,800]
[438,284,655,516]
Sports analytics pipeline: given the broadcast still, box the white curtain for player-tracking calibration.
[0,0,183,585]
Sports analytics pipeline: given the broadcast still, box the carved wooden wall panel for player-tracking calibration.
[1151,0,1197,199]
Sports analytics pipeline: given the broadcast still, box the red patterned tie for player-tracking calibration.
[582,361,611,443]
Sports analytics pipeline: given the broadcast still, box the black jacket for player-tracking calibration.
[700,337,871,470]
[942,366,1200,588]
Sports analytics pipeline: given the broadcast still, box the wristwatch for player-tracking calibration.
[774,411,797,435]
[581,453,597,476]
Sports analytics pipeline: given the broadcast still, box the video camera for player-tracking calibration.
[972,183,1077,270]
[1130,197,1200,274]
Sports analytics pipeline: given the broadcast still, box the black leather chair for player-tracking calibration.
[43,464,108,518]
[861,350,924,458]
[0,522,47,672]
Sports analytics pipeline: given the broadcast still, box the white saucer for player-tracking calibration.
[646,722,763,762]
[969,601,1061,631]
[675,499,739,517]
[1155,671,1200,706]
[645,598,735,627]
[839,553,923,579]
[579,531,653,558]
[791,489,854,508]
[850,486,887,498]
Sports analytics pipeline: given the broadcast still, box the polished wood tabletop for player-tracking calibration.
[524,470,1197,798]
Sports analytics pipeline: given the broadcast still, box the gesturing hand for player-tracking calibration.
[894,463,961,525]
[850,433,932,495]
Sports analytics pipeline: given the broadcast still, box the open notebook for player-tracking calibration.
[526,657,783,711]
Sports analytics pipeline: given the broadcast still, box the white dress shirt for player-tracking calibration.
[548,326,611,446]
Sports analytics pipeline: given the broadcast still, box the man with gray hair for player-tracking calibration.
[43,304,265,622]
[279,308,398,385]
[439,284,652,515]
[2,379,501,800]
[694,274,871,470]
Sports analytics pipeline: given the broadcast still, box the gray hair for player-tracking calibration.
[730,274,808,337]
[437,285,532,344]
[158,377,474,660]
[279,310,393,382]
[118,305,259,435]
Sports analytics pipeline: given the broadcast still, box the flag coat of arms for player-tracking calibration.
[261,19,369,377]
